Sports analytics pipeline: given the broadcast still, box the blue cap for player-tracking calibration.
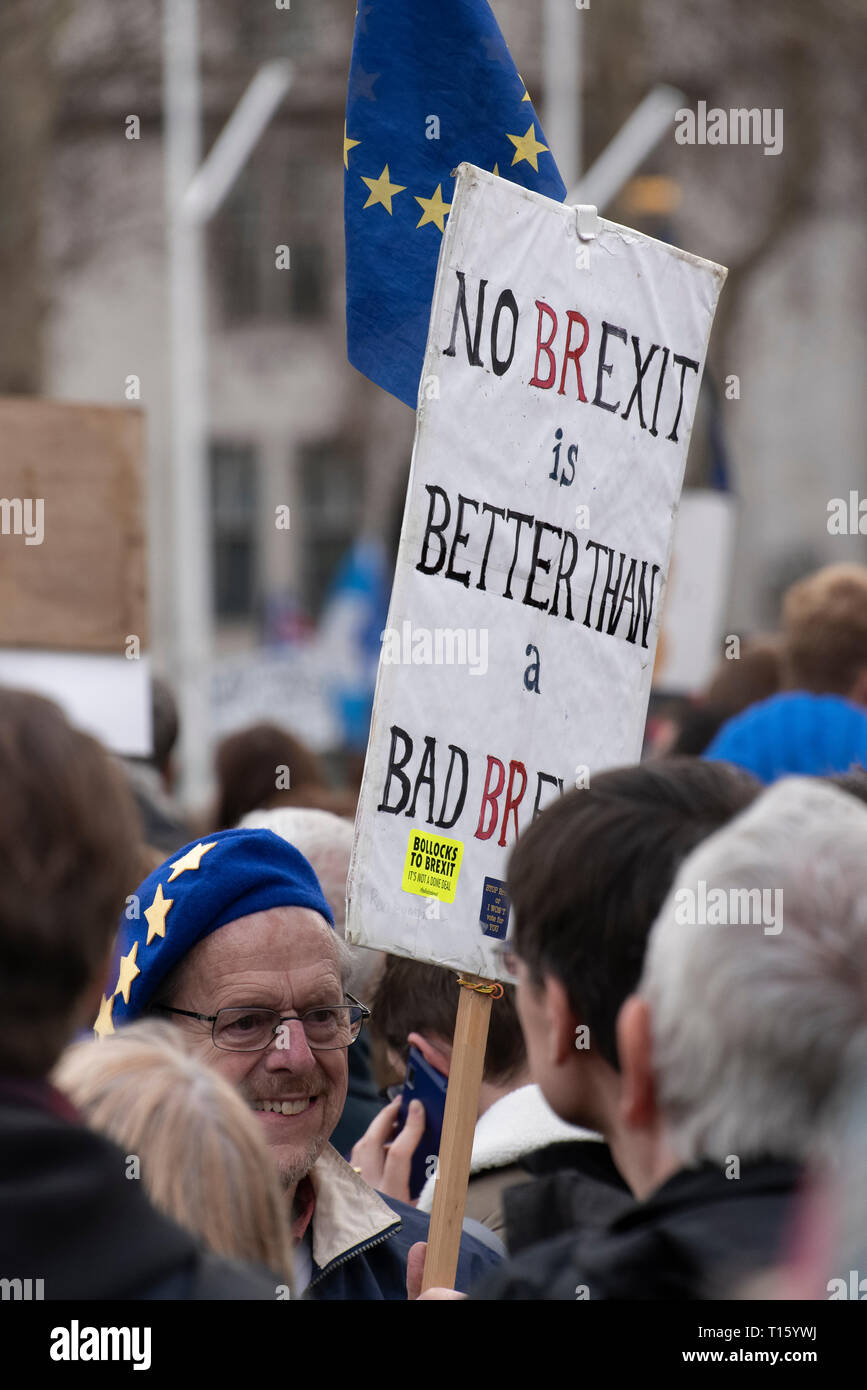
[97,828,335,1033]
[703,691,867,785]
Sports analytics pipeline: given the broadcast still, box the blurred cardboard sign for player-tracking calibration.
[0,399,148,651]
[652,489,737,695]
[0,399,151,756]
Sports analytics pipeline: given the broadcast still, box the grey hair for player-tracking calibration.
[640,777,867,1168]
[333,932,357,995]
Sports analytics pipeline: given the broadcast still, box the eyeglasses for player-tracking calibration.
[155,994,370,1052]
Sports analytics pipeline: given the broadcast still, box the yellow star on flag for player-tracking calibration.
[145,883,174,945]
[493,163,500,177]
[168,841,218,882]
[506,123,549,171]
[517,73,531,102]
[344,122,361,169]
[361,165,406,215]
[94,993,115,1039]
[114,940,140,1005]
[415,183,451,232]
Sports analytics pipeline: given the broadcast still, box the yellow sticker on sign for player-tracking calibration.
[401,829,464,903]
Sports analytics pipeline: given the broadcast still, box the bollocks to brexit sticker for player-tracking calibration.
[402,829,464,904]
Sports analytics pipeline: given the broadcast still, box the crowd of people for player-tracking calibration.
[2,560,867,1301]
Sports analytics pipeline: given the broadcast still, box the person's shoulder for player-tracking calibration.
[474,1162,802,1301]
[379,1194,503,1281]
[141,1251,281,1300]
[190,1252,282,1300]
[469,1228,588,1300]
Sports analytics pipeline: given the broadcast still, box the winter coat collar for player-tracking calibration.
[307,1143,401,1275]
[613,1156,803,1232]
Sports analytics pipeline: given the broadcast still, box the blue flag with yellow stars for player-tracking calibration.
[344,0,567,409]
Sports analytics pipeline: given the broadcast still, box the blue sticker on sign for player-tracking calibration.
[480,876,510,940]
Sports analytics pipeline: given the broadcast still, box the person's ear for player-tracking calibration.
[616,995,656,1131]
[541,973,579,1066]
[849,666,867,709]
[407,1031,452,1079]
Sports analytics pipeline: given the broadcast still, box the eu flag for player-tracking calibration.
[344,0,567,409]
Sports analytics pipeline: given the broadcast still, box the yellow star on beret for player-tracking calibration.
[113,940,141,1005]
[168,841,218,882]
[145,883,174,945]
[93,992,115,1038]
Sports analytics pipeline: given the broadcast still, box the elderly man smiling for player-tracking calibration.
[99,828,497,1299]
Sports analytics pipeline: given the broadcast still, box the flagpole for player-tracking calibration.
[164,0,213,813]
[543,0,581,189]
[163,0,292,811]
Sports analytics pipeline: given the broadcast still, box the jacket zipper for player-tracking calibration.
[306,1221,401,1291]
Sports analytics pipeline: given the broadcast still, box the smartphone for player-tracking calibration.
[395,1045,449,1200]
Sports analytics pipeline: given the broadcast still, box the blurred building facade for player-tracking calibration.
[14,0,867,679]
[44,0,416,671]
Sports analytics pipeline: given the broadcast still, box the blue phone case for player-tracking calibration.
[396,1045,449,1200]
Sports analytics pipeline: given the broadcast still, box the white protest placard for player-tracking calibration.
[347,163,726,979]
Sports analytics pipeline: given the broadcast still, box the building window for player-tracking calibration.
[213,168,327,324]
[211,442,259,619]
[237,0,316,60]
[298,442,362,616]
[287,242,326,320]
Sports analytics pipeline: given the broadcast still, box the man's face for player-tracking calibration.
[166,907,348,1187]
[514,954,586,1126]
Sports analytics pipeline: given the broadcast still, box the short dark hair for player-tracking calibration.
[215,722,324,829]
[508,758,759,1070]
[150,676,179,775]
[0,689,142,1076]
[371,955,526,1085]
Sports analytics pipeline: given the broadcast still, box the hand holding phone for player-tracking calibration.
[349,1045,449,1203]
[349,1092,427,1203]
[395,1045,449,1200]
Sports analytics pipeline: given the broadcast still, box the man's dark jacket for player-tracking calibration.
[300,1143,500,1299]
[471,1159,802,1300]
[502,1137,633,1255]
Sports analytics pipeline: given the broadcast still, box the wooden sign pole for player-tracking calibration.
[421,973,497,1291]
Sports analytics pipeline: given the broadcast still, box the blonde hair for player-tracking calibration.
[53,1020,293,1287]
[783,564,867,695]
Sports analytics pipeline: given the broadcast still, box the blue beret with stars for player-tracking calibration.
[95,828,335,1036]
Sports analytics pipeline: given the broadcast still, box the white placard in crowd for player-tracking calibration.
[653,488,738,696]
[347,163,726,978]
[211,646,341,752]
[0,649,152,756]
